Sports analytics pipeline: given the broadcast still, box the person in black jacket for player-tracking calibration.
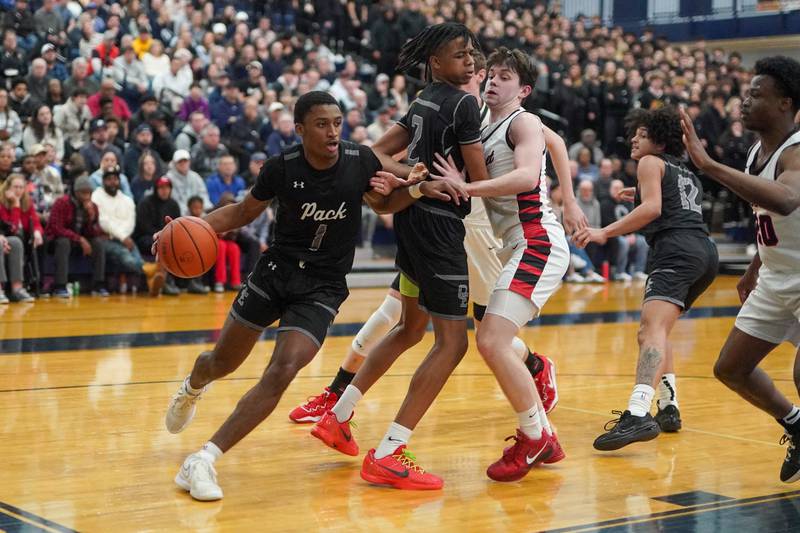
[603,68,632,157]
[134,175,180,296]
[224,98,266,171]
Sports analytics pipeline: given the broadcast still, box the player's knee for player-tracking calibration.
[396,321,426,345]
[437,329,468,361]
[475,330,502,363]
[265,359,302,386]
[713,354,740,386]
[207,350,240,377]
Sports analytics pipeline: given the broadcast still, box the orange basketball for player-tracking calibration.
[158,216,218,278]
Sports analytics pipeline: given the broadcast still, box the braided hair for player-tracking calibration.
[396,23,480,82]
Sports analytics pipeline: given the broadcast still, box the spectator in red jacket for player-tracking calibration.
[0,173,40,302]
[45,175,108,298]
[87,77,131,126]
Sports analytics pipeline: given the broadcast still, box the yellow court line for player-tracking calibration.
[0,509,64,533]
[555,405,781,447]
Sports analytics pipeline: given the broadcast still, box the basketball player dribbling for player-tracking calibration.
[680,55,800,483]
[575,107,718,451]
[158,91,461,501]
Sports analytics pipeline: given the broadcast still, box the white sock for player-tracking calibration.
[538,403,552,435]
[628,384,655,417]
[783,405,800,426]
[511,336,528,360]
[351,295,401,356]
[199,441,223,462]
[185,376,203,395]
[374,422,413,459]
[331,384,362,423]
[657,373,678,409]
[518,405,543,439]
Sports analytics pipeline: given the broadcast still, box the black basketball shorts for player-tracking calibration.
[230,252,349,347]
[643,231,719,311]
[394,203,469,319]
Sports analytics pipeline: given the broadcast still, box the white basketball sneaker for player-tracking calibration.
[175,452,223,501]
[166,378,207,434]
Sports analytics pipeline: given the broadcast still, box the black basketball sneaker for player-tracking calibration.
[780,429,800,483]
[594,410,661,451]
[655,404,682,432]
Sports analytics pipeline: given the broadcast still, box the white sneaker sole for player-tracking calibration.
[174,471,223,501]
[166,402,197,434]
[289,413,323,423]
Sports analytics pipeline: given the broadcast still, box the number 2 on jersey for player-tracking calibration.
[310,224,327,251]
[755,213,779,247]
[406,114,423,165]
[678,176,702,214]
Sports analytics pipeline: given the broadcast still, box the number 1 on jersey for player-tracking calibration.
[310,224,328,251]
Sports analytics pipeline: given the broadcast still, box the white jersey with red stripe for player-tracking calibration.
[480,108,561,247]
[464,101,492,228]
[479,107,569,319]
[745,129,800,273]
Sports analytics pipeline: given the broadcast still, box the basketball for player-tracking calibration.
[157,216,218,278]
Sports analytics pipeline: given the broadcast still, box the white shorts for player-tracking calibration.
[735,266,800,347]
[487,225,570,328]
[463,222,503,307]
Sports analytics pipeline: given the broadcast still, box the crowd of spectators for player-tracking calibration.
[0,0,762,302]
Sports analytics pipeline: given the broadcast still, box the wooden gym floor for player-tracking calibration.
[2,275,800,532]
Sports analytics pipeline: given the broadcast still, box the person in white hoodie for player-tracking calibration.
[91,164,145,287]
[166,149,212,215]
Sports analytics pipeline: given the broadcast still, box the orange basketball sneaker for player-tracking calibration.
[289,388,338,423]
[486,429,554,482]
[360,446,443,490]
[311,410,359,456]
[533,354,559,413]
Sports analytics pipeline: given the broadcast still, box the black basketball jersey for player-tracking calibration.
[251,141,381,278]
[398,82,482,218]
[635,154,709,245]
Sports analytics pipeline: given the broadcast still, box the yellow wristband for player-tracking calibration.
[408,183,423,199]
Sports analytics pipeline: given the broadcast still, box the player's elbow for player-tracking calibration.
[775,196,800,217]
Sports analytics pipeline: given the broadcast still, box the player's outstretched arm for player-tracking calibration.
[372,124,415,179]
[574,155,663,247]
[544,124,588,234]
[364,172,467,214]
[204,191,271,234]
[680,107,800,216]
[463,113,544,197]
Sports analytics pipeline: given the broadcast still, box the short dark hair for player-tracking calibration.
[187,195,203,208]
[486,47,537,88]
[293,91,340,124]
[473,49,486,72]
[624,106,684,157]
[754,55,800,112]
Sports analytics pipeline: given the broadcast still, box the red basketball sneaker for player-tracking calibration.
[486,429,554,482]
[360,446,443,490]
[289,387,338,423]
[310,410,359,456]
[534,354,559,413]
[543,431,565,464]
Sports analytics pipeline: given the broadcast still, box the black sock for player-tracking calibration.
[329,367,356,397]
[524,351,544,377]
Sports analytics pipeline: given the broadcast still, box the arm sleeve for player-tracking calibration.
[251,155,283,201]
[454,94,481,145]
[361,146,383,192]
[396,108,411,131]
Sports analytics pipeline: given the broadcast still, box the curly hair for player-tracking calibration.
[624,106,684,157]
[754,55,800,112]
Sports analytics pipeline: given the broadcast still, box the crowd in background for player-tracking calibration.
[0,0,760,302]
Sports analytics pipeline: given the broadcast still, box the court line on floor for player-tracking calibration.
[0,305,742,354]
[555,404,781,447]
[547,489,800,532]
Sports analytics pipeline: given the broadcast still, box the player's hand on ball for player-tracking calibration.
[369,171,409,196]
[574,227,607,248]
[151,215,174,257]
[407,162,429,184]
[430,153,465,183]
